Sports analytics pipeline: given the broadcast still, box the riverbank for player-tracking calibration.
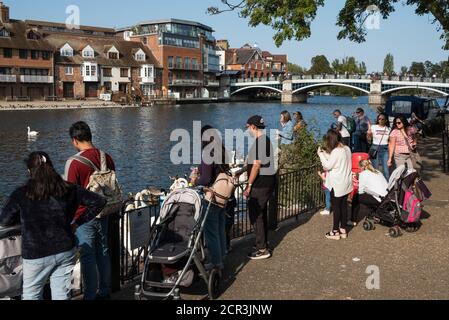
[0,100,132,111]
[112,136,449,300]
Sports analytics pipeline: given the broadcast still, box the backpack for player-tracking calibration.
[204,168,237,208]
[401,189,422,223]
[345,116,356,134]
[72,150,123,218]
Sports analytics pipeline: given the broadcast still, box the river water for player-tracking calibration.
[0,96,401,204]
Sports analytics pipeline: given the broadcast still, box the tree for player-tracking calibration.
[332,57,366,74]
[287,62,306,75]
[409,62,426,76]
[208,1,449,49]
[383,53,395,75]
[308,55,333,74]
[400,66,409,75]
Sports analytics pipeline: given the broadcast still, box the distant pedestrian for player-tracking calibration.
[278,111,294,146]
[0,152,106,300]
[293,111,307,138]
[318,130,353,240]
[333,110,351,147]
[244,115,276,260]
[353,108,371,153]
[64,122,117,300]
[367,113,391,180]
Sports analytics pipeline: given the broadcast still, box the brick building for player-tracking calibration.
[0,2,54,101]
[118,19,221,99]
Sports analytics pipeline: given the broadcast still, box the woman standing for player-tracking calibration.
[388,116,419,170]
[278,111,294,146]
[293,111,307,138]
[367,113,391,180]
[318,130,353,240]
[0,152,106,300]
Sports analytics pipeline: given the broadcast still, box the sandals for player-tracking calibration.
[325,231,341,240]
[340,229,348,239]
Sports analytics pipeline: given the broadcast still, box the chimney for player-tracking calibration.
[0,2,10,23]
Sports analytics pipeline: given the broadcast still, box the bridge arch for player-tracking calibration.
[292,83,370,95]
[382,86,449,96]
[231,85,283,96]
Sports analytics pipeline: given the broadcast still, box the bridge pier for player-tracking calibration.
[282,80,307,104]
[368,93,388,106]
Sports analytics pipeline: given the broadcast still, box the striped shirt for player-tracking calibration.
[390,127,417,155]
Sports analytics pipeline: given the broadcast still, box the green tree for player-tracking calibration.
[383,53,395,75]
[308,55,333,74]
[409,62,426,76]
[400,66,409,75]
[287,62,306,75]
[208,1,449,49]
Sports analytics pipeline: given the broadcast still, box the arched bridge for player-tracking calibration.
[230,75,449,104]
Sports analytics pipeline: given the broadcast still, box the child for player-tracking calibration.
[318,170,332,216]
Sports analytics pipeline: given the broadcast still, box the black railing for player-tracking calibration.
[443,114,449,173]
[113,164,324,287]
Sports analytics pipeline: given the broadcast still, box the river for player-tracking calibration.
[0,95,437,204]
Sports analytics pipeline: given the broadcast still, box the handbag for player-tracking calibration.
[400,130,423,171]
[368,127,387,160]
[204,166,237,208]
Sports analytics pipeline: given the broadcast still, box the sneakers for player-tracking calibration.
[248,249,272,260]
[320,209,331,216]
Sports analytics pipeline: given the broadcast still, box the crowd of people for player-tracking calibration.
[0,106,424,299]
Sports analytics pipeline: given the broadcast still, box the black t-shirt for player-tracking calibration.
[247,135,276,188]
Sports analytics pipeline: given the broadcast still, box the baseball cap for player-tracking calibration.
[246,115,266,129]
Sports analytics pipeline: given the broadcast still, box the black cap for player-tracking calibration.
[356,107,364,114]
[247,115,266,129]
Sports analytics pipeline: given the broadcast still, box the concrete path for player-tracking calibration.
[114,136,449,300]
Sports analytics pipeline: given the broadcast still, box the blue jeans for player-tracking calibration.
[75,217,111,300]
[22,249,76,300]
[203,200,226,269]
[353,133,369,153]
[325,189,331,211]
[371,145,390,181]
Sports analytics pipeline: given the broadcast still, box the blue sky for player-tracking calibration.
[6,0,448,72]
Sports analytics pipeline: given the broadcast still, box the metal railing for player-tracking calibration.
[0,74,16,82]
[20,75,53,83]
[114,165,324,285]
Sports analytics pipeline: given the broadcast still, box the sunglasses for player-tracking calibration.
[395,122,403,125]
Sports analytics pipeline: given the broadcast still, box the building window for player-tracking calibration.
[61,47,73,57]
[42,51,50,60]
[192,58,198,70]
[136,53,145,61]
[65,66,73,75]
[19,49,28,59]
[31,50,39,60]
[3,48,12,58]
[0,28,10,37]
[104,81,112,91]
[184,58,191,69]
[83,48,95,58]
[91,65,97,77]
[108,52,118,60]
[141,37,147,45]
[168,56,174,68]
[176,57,182,69]
[27,31,40,40]
[103,68,112,77]
[120,68,129,78]
[141,65,154,78]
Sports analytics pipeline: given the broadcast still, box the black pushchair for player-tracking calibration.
[134,188,221,300]
[362,165,430,238]
[0,225,22,299]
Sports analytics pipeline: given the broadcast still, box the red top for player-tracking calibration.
[64,148,115,219]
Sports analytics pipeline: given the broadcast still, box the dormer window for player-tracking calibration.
[109,52,118,59]
[82,45,95,58]
[106,46,119,60]
[0,27,10,37]
[27,30,40,40]
[60,43,74,57]
[135,49,146,61]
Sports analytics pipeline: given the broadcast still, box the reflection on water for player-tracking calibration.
[1,96,385,203]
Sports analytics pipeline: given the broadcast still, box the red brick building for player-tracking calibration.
[0,2,55,101]
[117,19,221,99]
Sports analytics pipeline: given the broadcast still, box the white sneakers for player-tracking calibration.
[320,209,331,216]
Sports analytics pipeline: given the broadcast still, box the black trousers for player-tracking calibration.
[248,187,274,251]
[356,193,380,221]
[331,190,349,231]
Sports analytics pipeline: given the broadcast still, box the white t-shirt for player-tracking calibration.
[318,146,353,197]
[338,116,350,138]
[358,170,389,202]
[371,125,391,146]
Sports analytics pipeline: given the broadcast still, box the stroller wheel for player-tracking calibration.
[389,227,402,238]
[208,269,221,300]
[405,223,420,233]
[363,220,375,231]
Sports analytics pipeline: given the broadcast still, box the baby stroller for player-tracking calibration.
[362,165,431,238]
[0,225,22,299]
[134,187,221,300]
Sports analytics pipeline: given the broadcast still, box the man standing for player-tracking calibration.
[244,116,276,260]
[64,121,115,300]
[333,110,351,147]
[353,108,371,153]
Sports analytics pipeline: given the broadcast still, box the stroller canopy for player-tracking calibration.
[159,188,202,223]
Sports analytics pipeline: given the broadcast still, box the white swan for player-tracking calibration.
[27,126,39,137]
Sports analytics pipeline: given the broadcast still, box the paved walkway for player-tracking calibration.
[114,136,449,300]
